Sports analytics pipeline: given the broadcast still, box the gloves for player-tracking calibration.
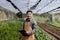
[19,30,30,36]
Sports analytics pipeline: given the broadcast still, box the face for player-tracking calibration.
[26,12,33,19]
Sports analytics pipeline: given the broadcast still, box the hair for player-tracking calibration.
[26,10,32,14]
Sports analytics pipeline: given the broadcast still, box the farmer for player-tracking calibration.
[20,10,38,40]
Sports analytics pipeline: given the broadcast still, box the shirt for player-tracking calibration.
[23,18,38,35]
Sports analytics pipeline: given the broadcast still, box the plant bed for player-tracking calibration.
[0,20,52,40]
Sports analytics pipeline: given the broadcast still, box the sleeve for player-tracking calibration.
[27,20,38,35]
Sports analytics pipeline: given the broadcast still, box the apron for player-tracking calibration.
[22,22,35,40]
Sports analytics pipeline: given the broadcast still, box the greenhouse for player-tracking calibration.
[0,0,60,40]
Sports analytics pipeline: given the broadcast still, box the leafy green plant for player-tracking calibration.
[0,20,52,40]
[36,28,52,40]
[49,22,60,27]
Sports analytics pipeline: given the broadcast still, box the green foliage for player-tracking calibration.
[0,21,23,40]
[0,20,52,40]
[36,28,52,40]
[33,15,47,23]
[49,22,60,27]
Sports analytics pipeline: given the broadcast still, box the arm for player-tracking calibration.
[26,20,38,35]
